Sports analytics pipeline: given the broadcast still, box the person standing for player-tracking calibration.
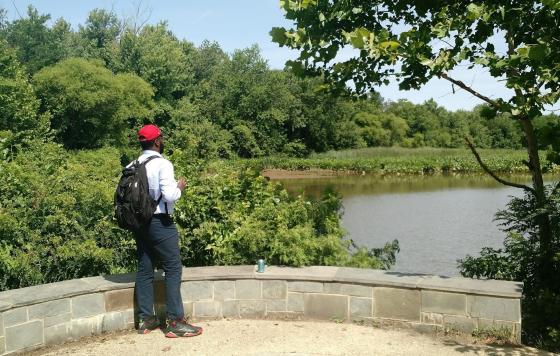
[134,124,203,338]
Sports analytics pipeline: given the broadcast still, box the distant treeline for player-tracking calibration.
[1,6,559,160]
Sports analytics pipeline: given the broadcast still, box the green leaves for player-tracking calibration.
[345,27,369,49]
[467,3,484,20]
[541,0,560,9]
[279,0,317,12]
[528,44,549,62]
[273,0,560,124]
[270,27,288,45]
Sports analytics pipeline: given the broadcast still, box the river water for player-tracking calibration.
[276,174,556,277]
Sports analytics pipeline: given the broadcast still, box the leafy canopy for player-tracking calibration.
[271,0,560,118]
[33,58,154,149]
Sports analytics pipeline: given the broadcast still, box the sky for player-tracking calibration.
[3,0,553,112]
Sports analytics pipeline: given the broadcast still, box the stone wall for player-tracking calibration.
[0,266,522,355]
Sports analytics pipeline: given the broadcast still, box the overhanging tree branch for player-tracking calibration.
[464,137,536,194]
[440,73,502,110]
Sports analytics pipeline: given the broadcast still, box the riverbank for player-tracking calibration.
[243,147,558,176]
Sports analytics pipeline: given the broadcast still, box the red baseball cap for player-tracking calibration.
[137,124,161,142]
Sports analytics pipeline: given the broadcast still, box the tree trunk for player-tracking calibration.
[520,117,553,282]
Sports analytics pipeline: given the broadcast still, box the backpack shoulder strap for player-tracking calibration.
[140,155,161,166]
[142,155,166,209]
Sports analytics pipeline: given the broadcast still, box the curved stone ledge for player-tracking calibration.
[0,266,522,355]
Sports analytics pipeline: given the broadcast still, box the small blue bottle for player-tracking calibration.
[257,259,265,273]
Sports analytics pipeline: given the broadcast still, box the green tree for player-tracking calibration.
[188,40,229,83]
[78,9,122,68]
[354,112,390,146]
[4,6,69,73]
[33,58,154,149]
[0,40,49,159]
[273,0,560,348]
[0,40,41,133]
[119,23,193,100]
[194,45,308,155]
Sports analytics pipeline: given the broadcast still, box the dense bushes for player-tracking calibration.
[0,143,398,292]
[172,160,399,268]
[0,142,134,290]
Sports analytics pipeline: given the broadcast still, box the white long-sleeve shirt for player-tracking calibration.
[135,150,182,215]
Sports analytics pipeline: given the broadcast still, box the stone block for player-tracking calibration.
[0,336,4,355]
[422,291,466,315]
[181,281,213,301]
[265,312,303,321]
[194,301,221,318]
[0,302,10,313]
[5,320,43,352]
[0,279,96,309]
[102,311,126,332]
[239,300,266,318]
[477,318,519,341]
[183,302,194,318]
[324,283,372,297]
[104,289,134,312]
[304,294,348,321]
[29,299,71,321]
[214,281,235,301]
[266,299,287,312]
[417,275,522,298]
[3,307,28,327]
[411,323,442,335]
[287,281,323,293]
[468,296,520,322]
[70,316,102,339]
[262,280,287,299]
[235,280,261,299]
[350,297,372,318]
[122,309,135,328]
[45,312,72,327]
[181,265,255,281]
[45,322,72,345]
[422,312,443,325]
[71,294,105,319]
[373,288,420,321]
[0,312,3,336]
[444,315,477,334]
[222,300,239,318]
[287,293,304,312]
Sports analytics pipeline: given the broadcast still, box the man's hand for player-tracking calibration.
[177,178,187,192]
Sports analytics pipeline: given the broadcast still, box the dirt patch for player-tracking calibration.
[262,169,361,180]
[29,319,550,356]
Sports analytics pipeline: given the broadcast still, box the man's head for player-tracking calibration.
[138,124,164,153]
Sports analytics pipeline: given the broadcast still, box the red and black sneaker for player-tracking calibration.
[164,317,203,338]
[138,315,160,334]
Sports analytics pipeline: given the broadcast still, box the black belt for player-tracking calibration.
[153,214,171,218]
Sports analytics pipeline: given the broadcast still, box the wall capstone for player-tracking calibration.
[0,266,523,354]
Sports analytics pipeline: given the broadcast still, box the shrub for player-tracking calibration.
[0,143,398,291]
[460,188,560,352]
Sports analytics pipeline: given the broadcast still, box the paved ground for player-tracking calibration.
[32,320,553,356]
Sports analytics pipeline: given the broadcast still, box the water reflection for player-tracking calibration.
[275,174,556,277]
[277,174,539,198]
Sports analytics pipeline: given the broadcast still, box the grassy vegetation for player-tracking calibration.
[242,147,558,175]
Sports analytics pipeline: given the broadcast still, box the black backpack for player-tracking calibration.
[114,155,161,231]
